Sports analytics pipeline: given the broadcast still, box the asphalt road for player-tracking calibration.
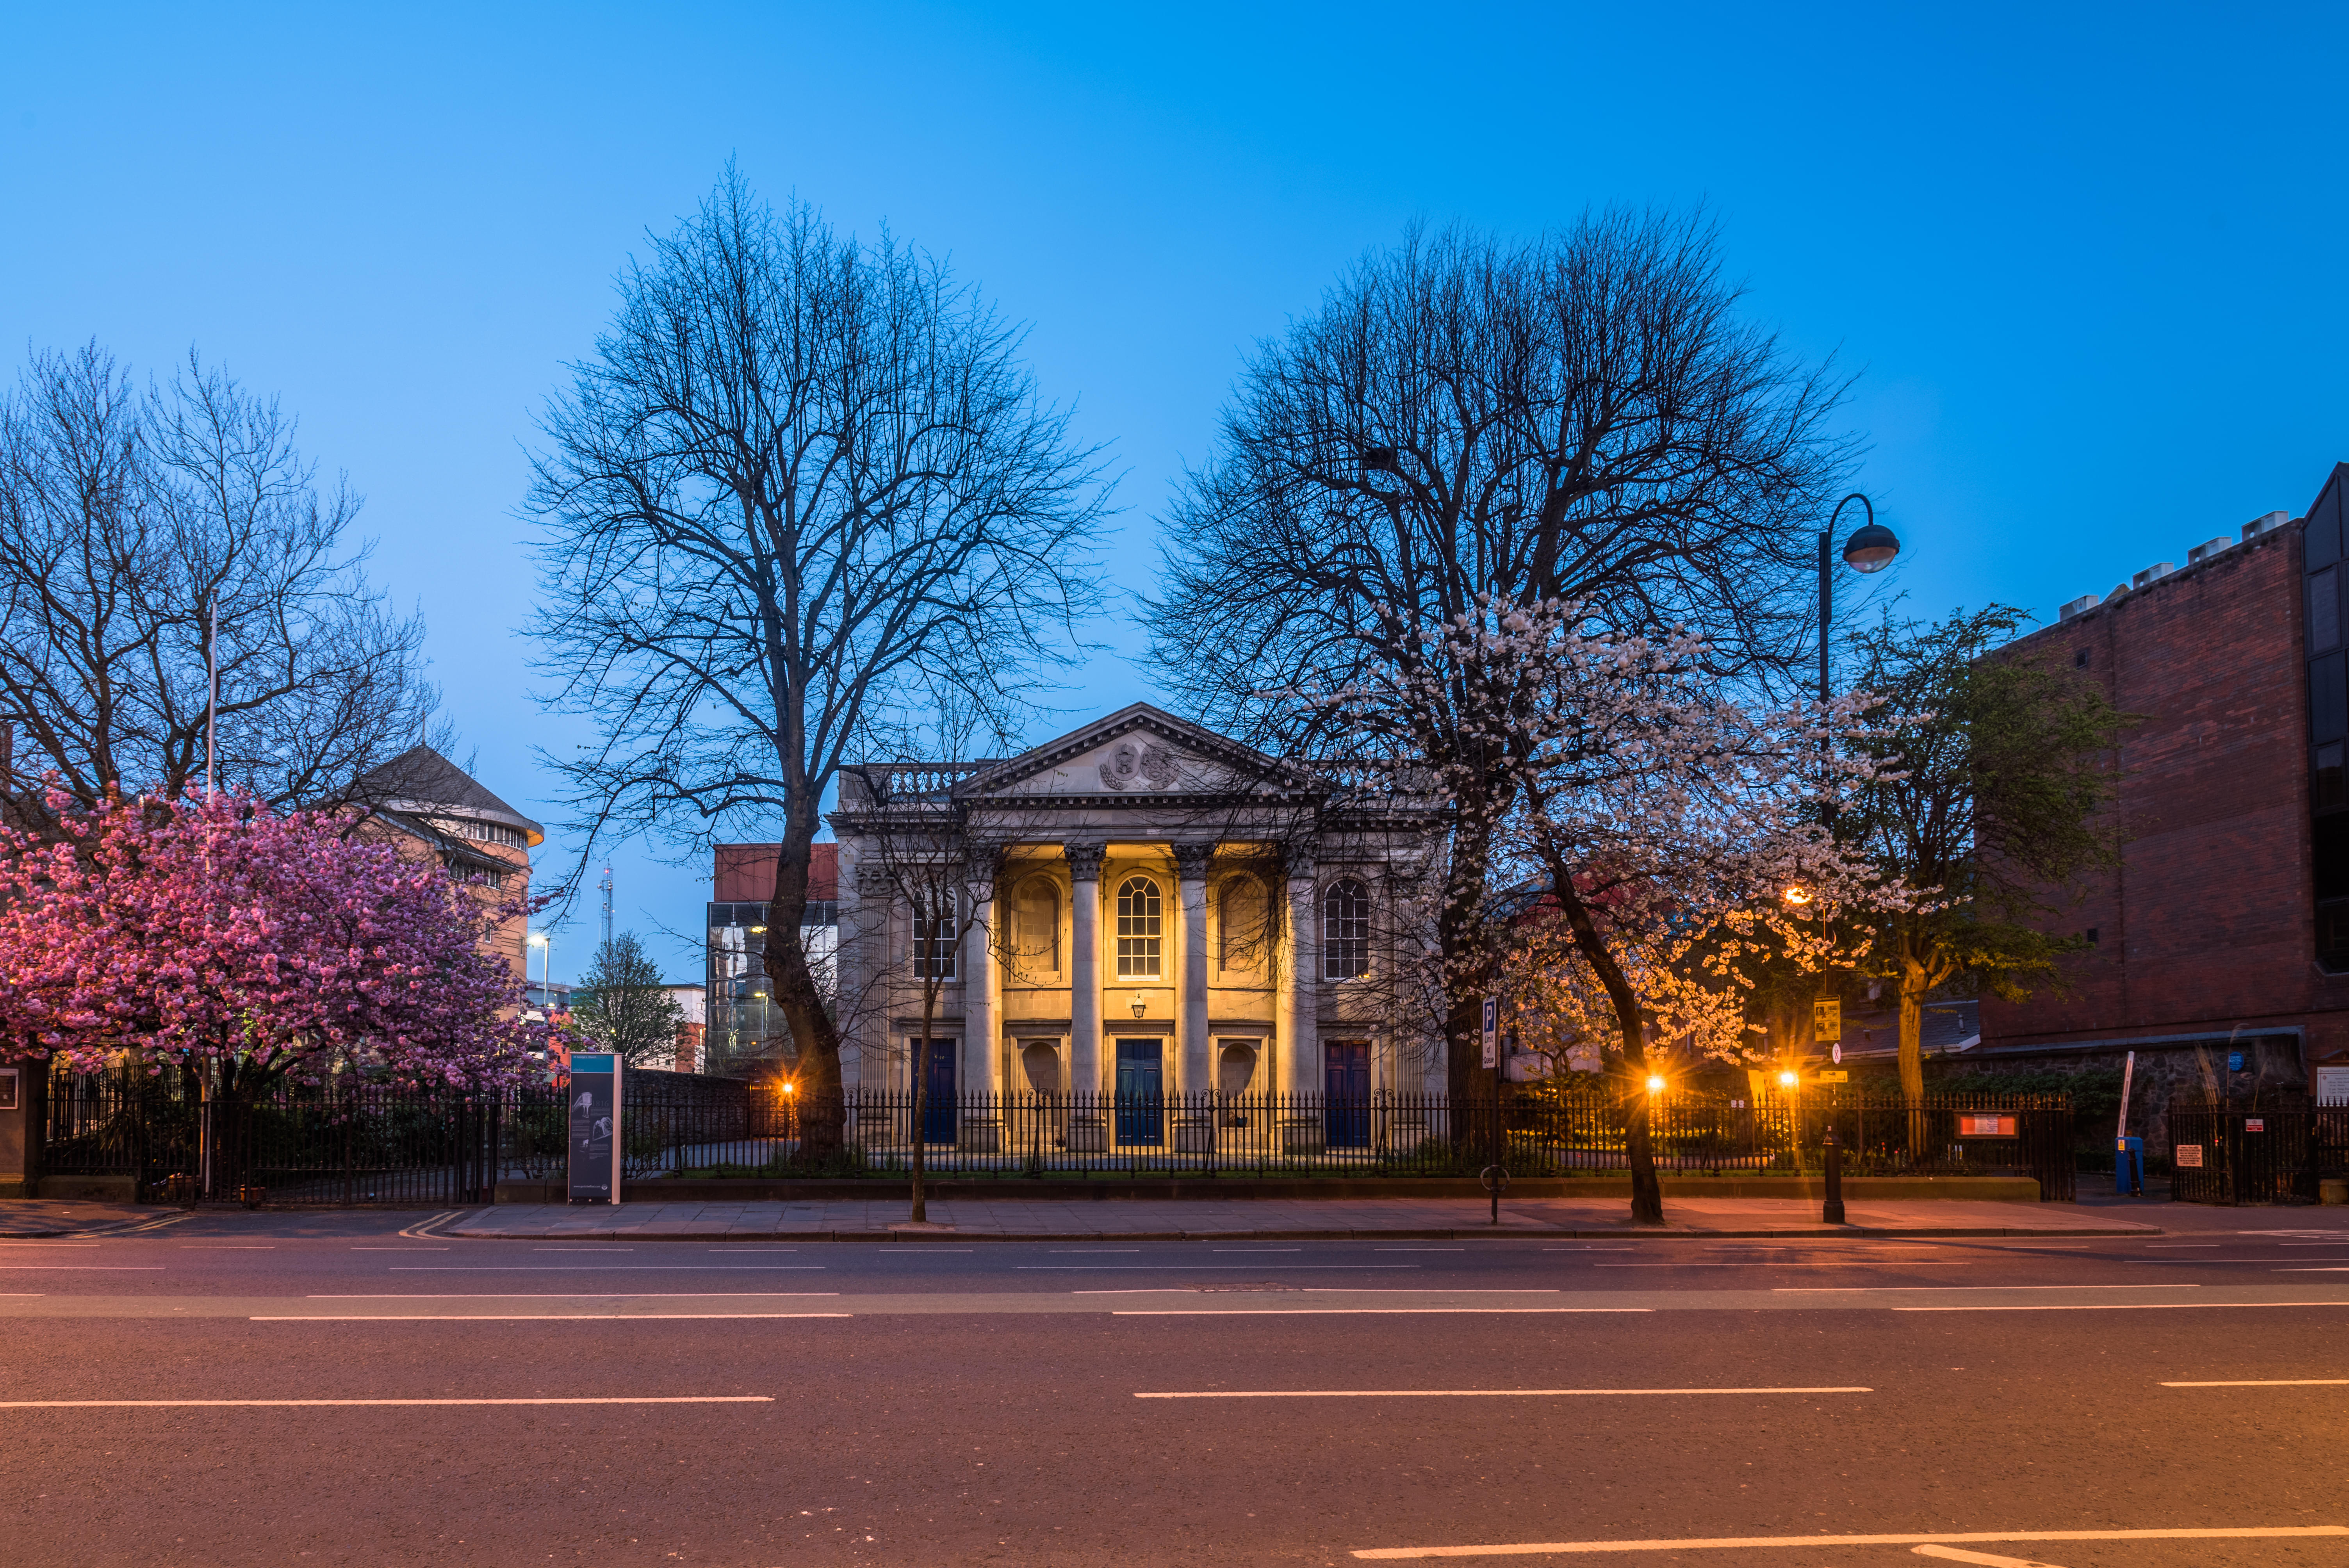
[4,1209,2347,1568]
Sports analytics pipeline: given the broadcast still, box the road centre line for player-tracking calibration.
[2162,1378,2349,1386]
[179,1246,274,1250]
[535,1247,633,1251]
[0,1266,163,1271]
[387,1266,825,1271]
[1134,1386,1870,1399]
[1214,1249,1302,1253]
[1114,1308,1650,1315]
[1379,1248,1465,1252]
[308,1293,840,1299]
[0,1396,774,1408]
[1349,1525,2349,1559]
[1595,1262,1968,1269]
[352,1247,446,1251]
[252,1305,855,1314]
[1020,1265,1420,1271]
[1050,1249,1140,1253]
[1896,1301,2349,1312]
[1776,1285,2196,1293]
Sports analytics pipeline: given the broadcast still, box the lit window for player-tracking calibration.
[1322,878,1371,979]
[1116,877,1162,977]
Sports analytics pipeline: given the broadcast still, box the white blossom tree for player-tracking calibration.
[1314,593,1907,1222]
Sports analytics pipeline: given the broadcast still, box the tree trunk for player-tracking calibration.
[911,987,932,1225]
[1437,814,1500,1129]
[1898,958,1928,1158]
[1548,869,1662,1225]
[765,823,846,1162]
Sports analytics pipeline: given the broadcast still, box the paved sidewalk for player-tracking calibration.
[446,1195,2162,1241]
[0,1200,182,1237]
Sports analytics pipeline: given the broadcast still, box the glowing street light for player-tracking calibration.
[1645,1074,1666,1095]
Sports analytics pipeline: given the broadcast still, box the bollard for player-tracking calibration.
[1821,1125,1846,1225]
[1479,1164,1509,1226]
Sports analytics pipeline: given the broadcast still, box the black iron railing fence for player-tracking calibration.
[44,1072,2076,1202]
[643,1087,2077,1198]
[2167,1097,2349,1205]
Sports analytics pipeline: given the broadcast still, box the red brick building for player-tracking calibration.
[1980,463,2349,1109]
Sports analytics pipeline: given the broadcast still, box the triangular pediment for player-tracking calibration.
[958,704,1314,800]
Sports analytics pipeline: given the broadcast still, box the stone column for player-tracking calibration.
[964,878,996,1104]
[1065,841,1105,1145]
[1280,839,1319,1097]
[1174,843,1213,1096]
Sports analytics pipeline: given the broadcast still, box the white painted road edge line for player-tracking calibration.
[1895,1301,2349,1312]
[1113,1308,1653,1316]
[1135,1386,1871,1399]
[0,1396,775,1408]
[2162,1378,2349,1386]
[251,1313,855,1321]
[1349,1525,2349,1558]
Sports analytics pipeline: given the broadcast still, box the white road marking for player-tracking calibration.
[2278,1267,2349,1272]
[713,1248,799,1252]
[1595,1262,1968,1268]
[0,1395,775,1408]
[0,1266,163,1271]
[1349,1524,2349,1558]
[1020,1265,1420,1271]
[1911,1548,2066,1567]
[1134,1386,1870,1399]
[1114,1308,1650,1316]
[2161,1378,2349,1386]
[1050,1249,1140,1253]
[1897,1301,2349,1312]
[1074,1288,1560,1295]
[387,1265,825,1271]
[252,1305,855,1314]
[179,1246,275,1250]
[1777,1285,2195,1294]
[1378,1249,1465,1253]
[353,1247,447,1251]
[1214,1249,1303,1253]
[2145,1244,2221,1248]
[535,1247,633,1252]
[307,1293,840,1299]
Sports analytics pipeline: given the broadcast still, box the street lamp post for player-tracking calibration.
[1818,493,1902,704]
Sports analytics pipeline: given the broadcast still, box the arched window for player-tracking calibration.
[1322,878,1371,979]
[1218,875,1268,973]
[1014,878,1060,975]
[1116,875,1162,977]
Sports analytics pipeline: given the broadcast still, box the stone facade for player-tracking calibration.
[828,704,1443,1112]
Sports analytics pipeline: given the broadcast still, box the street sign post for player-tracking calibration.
[567,1052,622,1205]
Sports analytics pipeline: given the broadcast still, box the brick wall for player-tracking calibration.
[1981,517,2349,1076]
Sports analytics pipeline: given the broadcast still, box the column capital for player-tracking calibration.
[1170,842,1215,879]
[1283,837,1317,881]
[1063,841,1107,881]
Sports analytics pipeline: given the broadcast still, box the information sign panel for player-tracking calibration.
[2174,1144,2204,1168]
[1813,997,1842,1043]
[567,1052,622,1204]
[1481,997,1498,1070]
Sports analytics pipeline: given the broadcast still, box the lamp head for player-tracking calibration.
[1778,1070,1799,1089]
[1131,992,1147,1018]
[1841,522,1902,574]
[1645,1074,1666,1094]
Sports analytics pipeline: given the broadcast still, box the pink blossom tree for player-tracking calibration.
[1315,594,1908,1222]
[0,789,542,1090]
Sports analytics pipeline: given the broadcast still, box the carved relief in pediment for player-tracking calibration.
[1098,738,1179,792]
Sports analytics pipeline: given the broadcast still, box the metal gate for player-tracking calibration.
[2167,1098,2349,1205]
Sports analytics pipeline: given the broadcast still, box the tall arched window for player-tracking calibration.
[1014,877,1060,975]
[1322,878,1371,979]
[1116,875,1162,977]
[1218,874,1268,973]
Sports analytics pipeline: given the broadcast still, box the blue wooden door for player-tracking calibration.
[1114,1039,1164,1146]
[921,1039,958,1144]
[1324,1042,1371,1148]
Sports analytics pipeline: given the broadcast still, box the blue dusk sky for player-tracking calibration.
[4,4,2344,982]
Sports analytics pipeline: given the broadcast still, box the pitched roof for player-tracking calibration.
[356,745,545,844]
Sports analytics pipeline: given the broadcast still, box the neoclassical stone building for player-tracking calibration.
[830,705,1442,1135]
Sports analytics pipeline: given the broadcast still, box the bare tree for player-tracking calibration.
[527,170,1106,1158]
[0,343,437,829]
[1150,213,1854,1104]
